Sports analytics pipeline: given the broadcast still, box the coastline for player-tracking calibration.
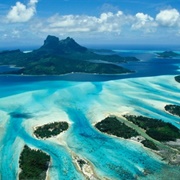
[94,114,180,165]
[0,71,134,77]
[32,123,101,179]
[0,74,180,179]
[18,145,50,180]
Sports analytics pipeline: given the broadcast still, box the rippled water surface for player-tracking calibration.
[0,49,180,179]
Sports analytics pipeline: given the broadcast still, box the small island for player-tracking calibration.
[19,145,50,180]
[95,114,180,164]
[72,154,99,179]
[95,116,139,139]
[95,116,159,150]
[156,51,180,58]
[175,75,180,83]
[34,121,69,139]
[165,104,180,117]
[123,115,180,142]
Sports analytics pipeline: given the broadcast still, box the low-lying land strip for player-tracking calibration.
[34,121,69,139]
[95,115,180,164]
[165,104,180,117]
[95,116,139,139]
[175,75,180,83]
[123,115,180,142]
[156,51,180,58]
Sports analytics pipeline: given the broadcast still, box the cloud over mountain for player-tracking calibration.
[39,11,128,34]
[1,0,180,45]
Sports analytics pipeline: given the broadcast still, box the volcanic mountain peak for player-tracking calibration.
[39,35,87,54]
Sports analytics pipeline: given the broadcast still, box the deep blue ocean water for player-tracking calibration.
[0,65,22,74]
[1,45,180,81]
[0,46,180,179]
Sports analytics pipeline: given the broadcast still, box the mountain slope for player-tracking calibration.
[0,35,138,75]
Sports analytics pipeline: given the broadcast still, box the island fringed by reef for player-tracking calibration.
[19,145,50,180]
[34,121,69,139]
[165,104,180,117]
[95,115,180,164]
[175,75,180,83]
[18,107,180,179]
[156,51,180,58]
[19,122,69,180]
[95,116,139,139]
[0,35,139,75]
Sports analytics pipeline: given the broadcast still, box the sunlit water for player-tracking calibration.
[0,49,180,179]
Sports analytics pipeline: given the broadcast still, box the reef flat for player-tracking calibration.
[95,114,180,165]
[0,74,180,179]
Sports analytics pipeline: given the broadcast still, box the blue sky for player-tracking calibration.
[1,0,180,47]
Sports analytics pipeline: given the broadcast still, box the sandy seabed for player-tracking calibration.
[0,75,180,179]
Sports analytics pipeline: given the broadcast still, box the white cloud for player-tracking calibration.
[132,13,157,32]
[156,8,180,27]
[6,0,38,23]
[34,11,132,36]
[29,0,38,6]
[30,10,161,37]
[2,7,180,45]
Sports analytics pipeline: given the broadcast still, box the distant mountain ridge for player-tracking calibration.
[0,35,139,75]
[156,51,180,58]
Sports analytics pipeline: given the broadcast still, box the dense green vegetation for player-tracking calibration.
[175,75,180,83]
[19,56,133,75]
[95,116,160,150]
[123,115,180,141]
[141,139,159,150]
[156,51,180,58]
[0,35,138,75]
[95,116,139,138]
[34,121,69,138]
[19,145,50,180]
[165,104,180,117]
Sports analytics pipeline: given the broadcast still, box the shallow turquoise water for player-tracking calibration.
[0,74,180,179]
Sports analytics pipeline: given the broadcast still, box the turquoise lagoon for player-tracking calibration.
[0,49,180,179]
